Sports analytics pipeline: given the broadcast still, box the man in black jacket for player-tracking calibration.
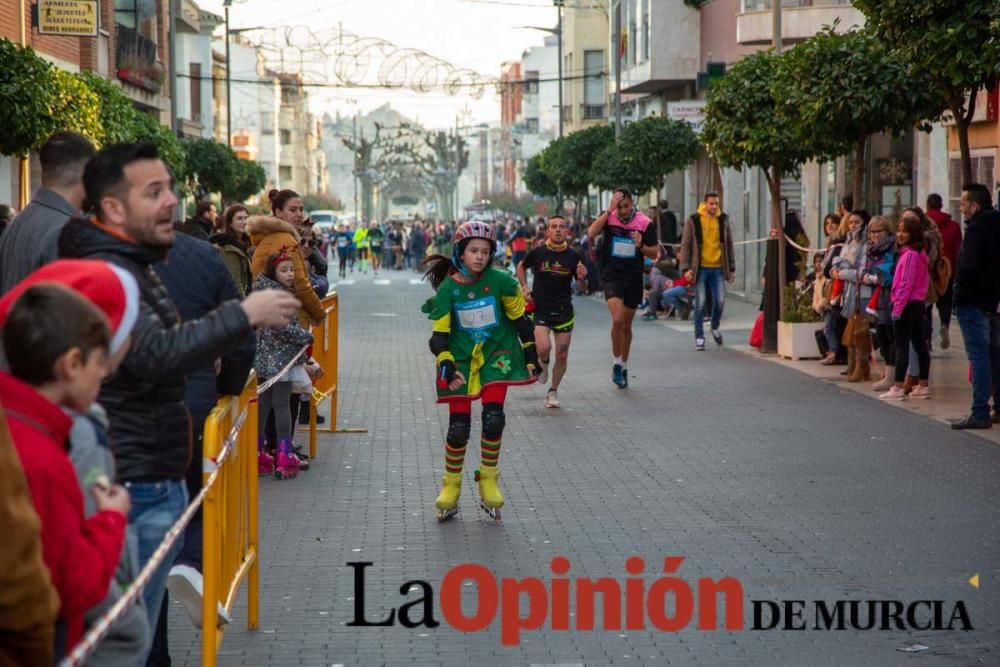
[180,200,216,240]
[953,183,1000,430]
[58,143,299,640]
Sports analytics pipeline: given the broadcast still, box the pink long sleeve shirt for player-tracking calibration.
[890,246,929,318]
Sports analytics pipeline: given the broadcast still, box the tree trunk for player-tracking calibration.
[654,176,664,246]
[954,108,974,186]
[764,167,786,315]
[852,135,866,213]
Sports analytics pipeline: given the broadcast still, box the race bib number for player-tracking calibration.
[611,237,637,258]
[337,237,349,247]
[454,297,499,334]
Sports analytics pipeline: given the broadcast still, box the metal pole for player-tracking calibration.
[353,113,359,220]
[556,0,563,138]
[225,6,232,147]
[773,0,782,54]
[454,116,460,220]
[169,0,178,136]
[613,0,622,139]
[17,0,29,209]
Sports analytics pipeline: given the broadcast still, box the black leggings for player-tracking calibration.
[875,322,895,366]
[894,301,929,382]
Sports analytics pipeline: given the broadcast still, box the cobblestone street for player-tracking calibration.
[169,272,1000,666]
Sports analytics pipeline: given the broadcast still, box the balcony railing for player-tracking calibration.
[582,103,606,120]
[116,24,164,93]
[742,0,851,9]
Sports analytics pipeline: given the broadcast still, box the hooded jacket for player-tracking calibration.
[679,203,735,281]
[57,216,252,481]
[0,372,127,650]
[248,216,325,323]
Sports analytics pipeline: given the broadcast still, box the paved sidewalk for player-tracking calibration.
[165,273,1000,666]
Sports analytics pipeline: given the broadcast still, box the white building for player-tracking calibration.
[173,0,221,140]
[514,34,560,194]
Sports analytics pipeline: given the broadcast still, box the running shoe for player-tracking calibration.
[711,329,724,346]
[878,386,907,401]
[612,363,625,387]
[695,337,705,351]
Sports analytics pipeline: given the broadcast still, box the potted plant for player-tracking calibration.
[778,282,823,360]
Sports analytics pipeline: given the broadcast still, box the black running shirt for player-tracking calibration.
[522,244,583,312]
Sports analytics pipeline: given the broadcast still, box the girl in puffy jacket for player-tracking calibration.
[880,214,930,401]
[254,253,316,479]
[861,217,896,391]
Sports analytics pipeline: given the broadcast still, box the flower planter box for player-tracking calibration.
[777,321,822,360]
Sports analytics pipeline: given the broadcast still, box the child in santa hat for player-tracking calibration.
[0,259,143,660]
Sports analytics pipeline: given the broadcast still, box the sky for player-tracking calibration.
[198,0,562,129]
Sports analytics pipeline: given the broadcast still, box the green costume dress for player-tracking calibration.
[422,267,534,403]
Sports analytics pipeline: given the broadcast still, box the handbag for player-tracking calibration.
[748,312,764,348]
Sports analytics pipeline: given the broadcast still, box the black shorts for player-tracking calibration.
[602,274,643,309]
[534,306,575,333]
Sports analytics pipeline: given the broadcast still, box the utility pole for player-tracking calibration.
[555,0,564,137]
[613,0,622,139]
[224,1,233,147]
[353,113,359,220]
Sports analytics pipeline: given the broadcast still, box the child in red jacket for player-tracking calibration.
[0,261,140,654]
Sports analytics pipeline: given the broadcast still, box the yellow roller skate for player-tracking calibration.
[435,471,463,522]
[475,467,503,523]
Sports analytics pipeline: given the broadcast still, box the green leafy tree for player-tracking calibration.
[702,50,817,315]
[51,69,102,146]
[619,115,699,195]
[852,0,1000,184]
[224,158,268,204]
[778,26,943,209]
[0,39,59,157]
[589,141,650,195]
[77,71,140,146]
[132,112,185,179]
[545,125,614,201]
[183,138,236,199]
[522,153,558,199]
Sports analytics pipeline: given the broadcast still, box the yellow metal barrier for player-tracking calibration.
[201,374,260,667]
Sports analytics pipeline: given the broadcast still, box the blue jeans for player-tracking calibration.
[956,307,1000,420]
[661,286,688,312]
[125,479,188,641]
[694,267,725,339]
[823,308,840,353]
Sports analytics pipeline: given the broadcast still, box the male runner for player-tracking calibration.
[517,215,588,407]
[587,187,658,388]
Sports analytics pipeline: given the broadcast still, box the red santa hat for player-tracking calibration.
[0,259,140,355]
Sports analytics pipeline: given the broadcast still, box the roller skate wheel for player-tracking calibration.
[479,502,502,523]
[436,506,459,522]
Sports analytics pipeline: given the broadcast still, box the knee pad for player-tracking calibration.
[446,414,471,447]
[481,403,506,440]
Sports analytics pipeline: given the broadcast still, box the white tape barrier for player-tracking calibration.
[60,406,248,667]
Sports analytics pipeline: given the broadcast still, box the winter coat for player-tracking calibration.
[891,246,930,318]
[954,207,1000,313]
[678,205,736,281]
[69,406,150,666]
[0,400,59,667]
[58,216,253,481]
[180,216,212,241]
[248,216,325,323]
[0,372,127,651]
[831,230,868,315]
[253,274,313,381]
[922,222,943,304]
[927,208,962,271]
[862,235,896,324]
[209,232,252,297]
[306,243,329,278]
[0,187,78,295]
[155,233,256,417]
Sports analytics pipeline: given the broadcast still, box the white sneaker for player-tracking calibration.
[910,385,931,399]
[545,389,560,408]
[695,337,706,351]
[167,564,231,629]
[537,361,549,385]
[878,386,907,401]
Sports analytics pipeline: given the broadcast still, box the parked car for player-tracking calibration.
[309,210,337,236]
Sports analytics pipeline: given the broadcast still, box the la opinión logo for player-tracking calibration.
[347,557,973,646]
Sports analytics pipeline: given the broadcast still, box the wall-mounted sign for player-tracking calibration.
[667,101,707,134]
[38,0,99,37]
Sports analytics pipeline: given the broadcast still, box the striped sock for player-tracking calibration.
[445,442,466,473]
[480,436,501,467]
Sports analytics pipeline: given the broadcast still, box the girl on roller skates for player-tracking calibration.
[421,221,541,522]
[254,252,316,479]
